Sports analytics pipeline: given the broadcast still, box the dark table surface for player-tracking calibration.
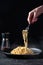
[0,51,43,65]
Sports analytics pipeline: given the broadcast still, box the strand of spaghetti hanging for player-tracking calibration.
[22,24,30,48]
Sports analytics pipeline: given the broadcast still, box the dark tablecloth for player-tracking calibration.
[0,51,43,65]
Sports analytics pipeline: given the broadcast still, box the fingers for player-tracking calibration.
[32,11,36,21]
[32,17,38,23]
[27,12,34,24]
[27,10,38,24]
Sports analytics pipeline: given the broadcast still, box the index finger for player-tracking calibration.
[29,12,34,23]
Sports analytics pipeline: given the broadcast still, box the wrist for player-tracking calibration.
[41,5,43,14]
[39,5,43,14]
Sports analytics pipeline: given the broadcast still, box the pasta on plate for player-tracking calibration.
[10,46,34,55]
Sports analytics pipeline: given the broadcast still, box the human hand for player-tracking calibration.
[27,5,43,24]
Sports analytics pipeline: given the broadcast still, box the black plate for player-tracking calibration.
[1,48,43,59]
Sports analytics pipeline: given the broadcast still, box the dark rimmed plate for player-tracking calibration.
[1,48,43,59]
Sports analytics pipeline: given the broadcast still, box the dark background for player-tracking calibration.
[0,0,43,47]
